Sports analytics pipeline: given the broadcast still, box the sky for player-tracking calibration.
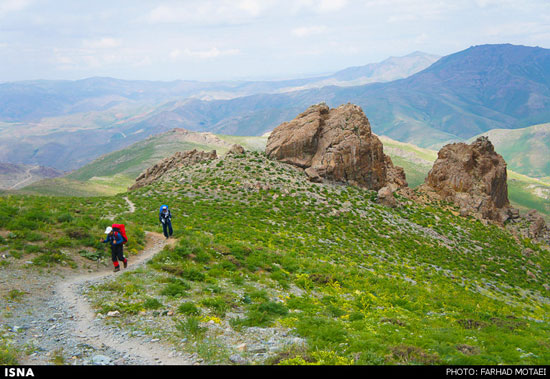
[1,0,550,82]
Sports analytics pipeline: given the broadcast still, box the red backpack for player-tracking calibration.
[112,224,128,244]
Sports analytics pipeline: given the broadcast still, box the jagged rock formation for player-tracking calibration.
[420,136,516,223]
[129,149,217,190]
[525,210,548,239]
[226,144,246,156]
[265,103,407,191]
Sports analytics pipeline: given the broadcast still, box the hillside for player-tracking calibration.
[16,130,267,196]
[471,123,550,181]
[2,150,548,365]
[17,129,550,221]
[135,44,550,149]
[0,162,62,190]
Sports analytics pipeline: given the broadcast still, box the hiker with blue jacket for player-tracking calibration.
[159,205,173,239]
[100,226,127,272]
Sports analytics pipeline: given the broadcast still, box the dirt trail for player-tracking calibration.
[10,197,191,365]
[123,196,135,213]
[54,231,189,365]
[9,168,33,190]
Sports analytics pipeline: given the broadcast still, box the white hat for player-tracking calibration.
[104,226,113,234]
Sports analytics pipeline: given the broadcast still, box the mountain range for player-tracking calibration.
[1,44,550,189]
[0,52,438,173]
[147,44,550,148]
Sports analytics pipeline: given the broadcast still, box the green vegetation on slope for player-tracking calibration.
[473,123,550,181]
[16,175,134,197]
[0,194,145,270]
[16,132,267,197]
[75,151,550,365]
[2,151,549,364]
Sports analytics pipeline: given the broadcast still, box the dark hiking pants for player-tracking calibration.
[111,244,125,263]
[162,220,173,238]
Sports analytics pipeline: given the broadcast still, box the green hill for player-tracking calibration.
[18,130,267,197]
[18,131,550,221]
[472,123,550,181]
[3,150,548,365]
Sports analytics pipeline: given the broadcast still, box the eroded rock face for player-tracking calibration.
[525,210,548,239]
[129,149,217,190]
[421,136,511,222]
[226,144,246,156]
[266,103,406,191]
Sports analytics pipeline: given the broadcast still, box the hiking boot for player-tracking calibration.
[123,260,128,269]
[114,266,120,272]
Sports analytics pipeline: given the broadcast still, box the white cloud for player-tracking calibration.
[170,47,240,59]
[83,38,122,49]
[292,25,327,37]
[291,0,348,14]
[0,0,32,17]
[318,0,348,12]
[148,0,273,25]
[387,14,418,23]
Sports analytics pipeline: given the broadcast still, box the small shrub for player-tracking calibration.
[143,298,163,310]
[177,302,200,316]
[175,316,205,337]
[161,279,191,298]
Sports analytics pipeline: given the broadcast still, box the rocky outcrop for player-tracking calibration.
[525,210,548,239]
[420,136,513,223]
[265,103,407,191]
[129,149,217,190]
[226,144,246,156]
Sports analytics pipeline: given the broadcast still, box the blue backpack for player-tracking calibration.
[159,205,169,216]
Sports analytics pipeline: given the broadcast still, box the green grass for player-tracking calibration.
[17,176,133,197]
[3,149,550,365]
[0,193,146,268]
[81,151,550,365]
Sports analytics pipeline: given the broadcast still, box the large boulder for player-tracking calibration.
[265,103,406,191]
[421,136,511,222]
[129,149,217,190]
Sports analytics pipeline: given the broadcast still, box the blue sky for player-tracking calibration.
[1,0,549,82]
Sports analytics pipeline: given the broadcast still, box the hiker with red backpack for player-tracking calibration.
[100,224,128,272]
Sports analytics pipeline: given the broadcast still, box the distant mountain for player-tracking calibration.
[274,51,440,91]
[471,123,550,180]
[139,44,550,149]
[0,52,438,171]
[3,44,550,178]
[0,52,439,123]
[0,162,62,190]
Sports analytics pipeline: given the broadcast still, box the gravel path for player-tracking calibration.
[2,197,195,365]
[2,232,193,365]
[0,232,196,365]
